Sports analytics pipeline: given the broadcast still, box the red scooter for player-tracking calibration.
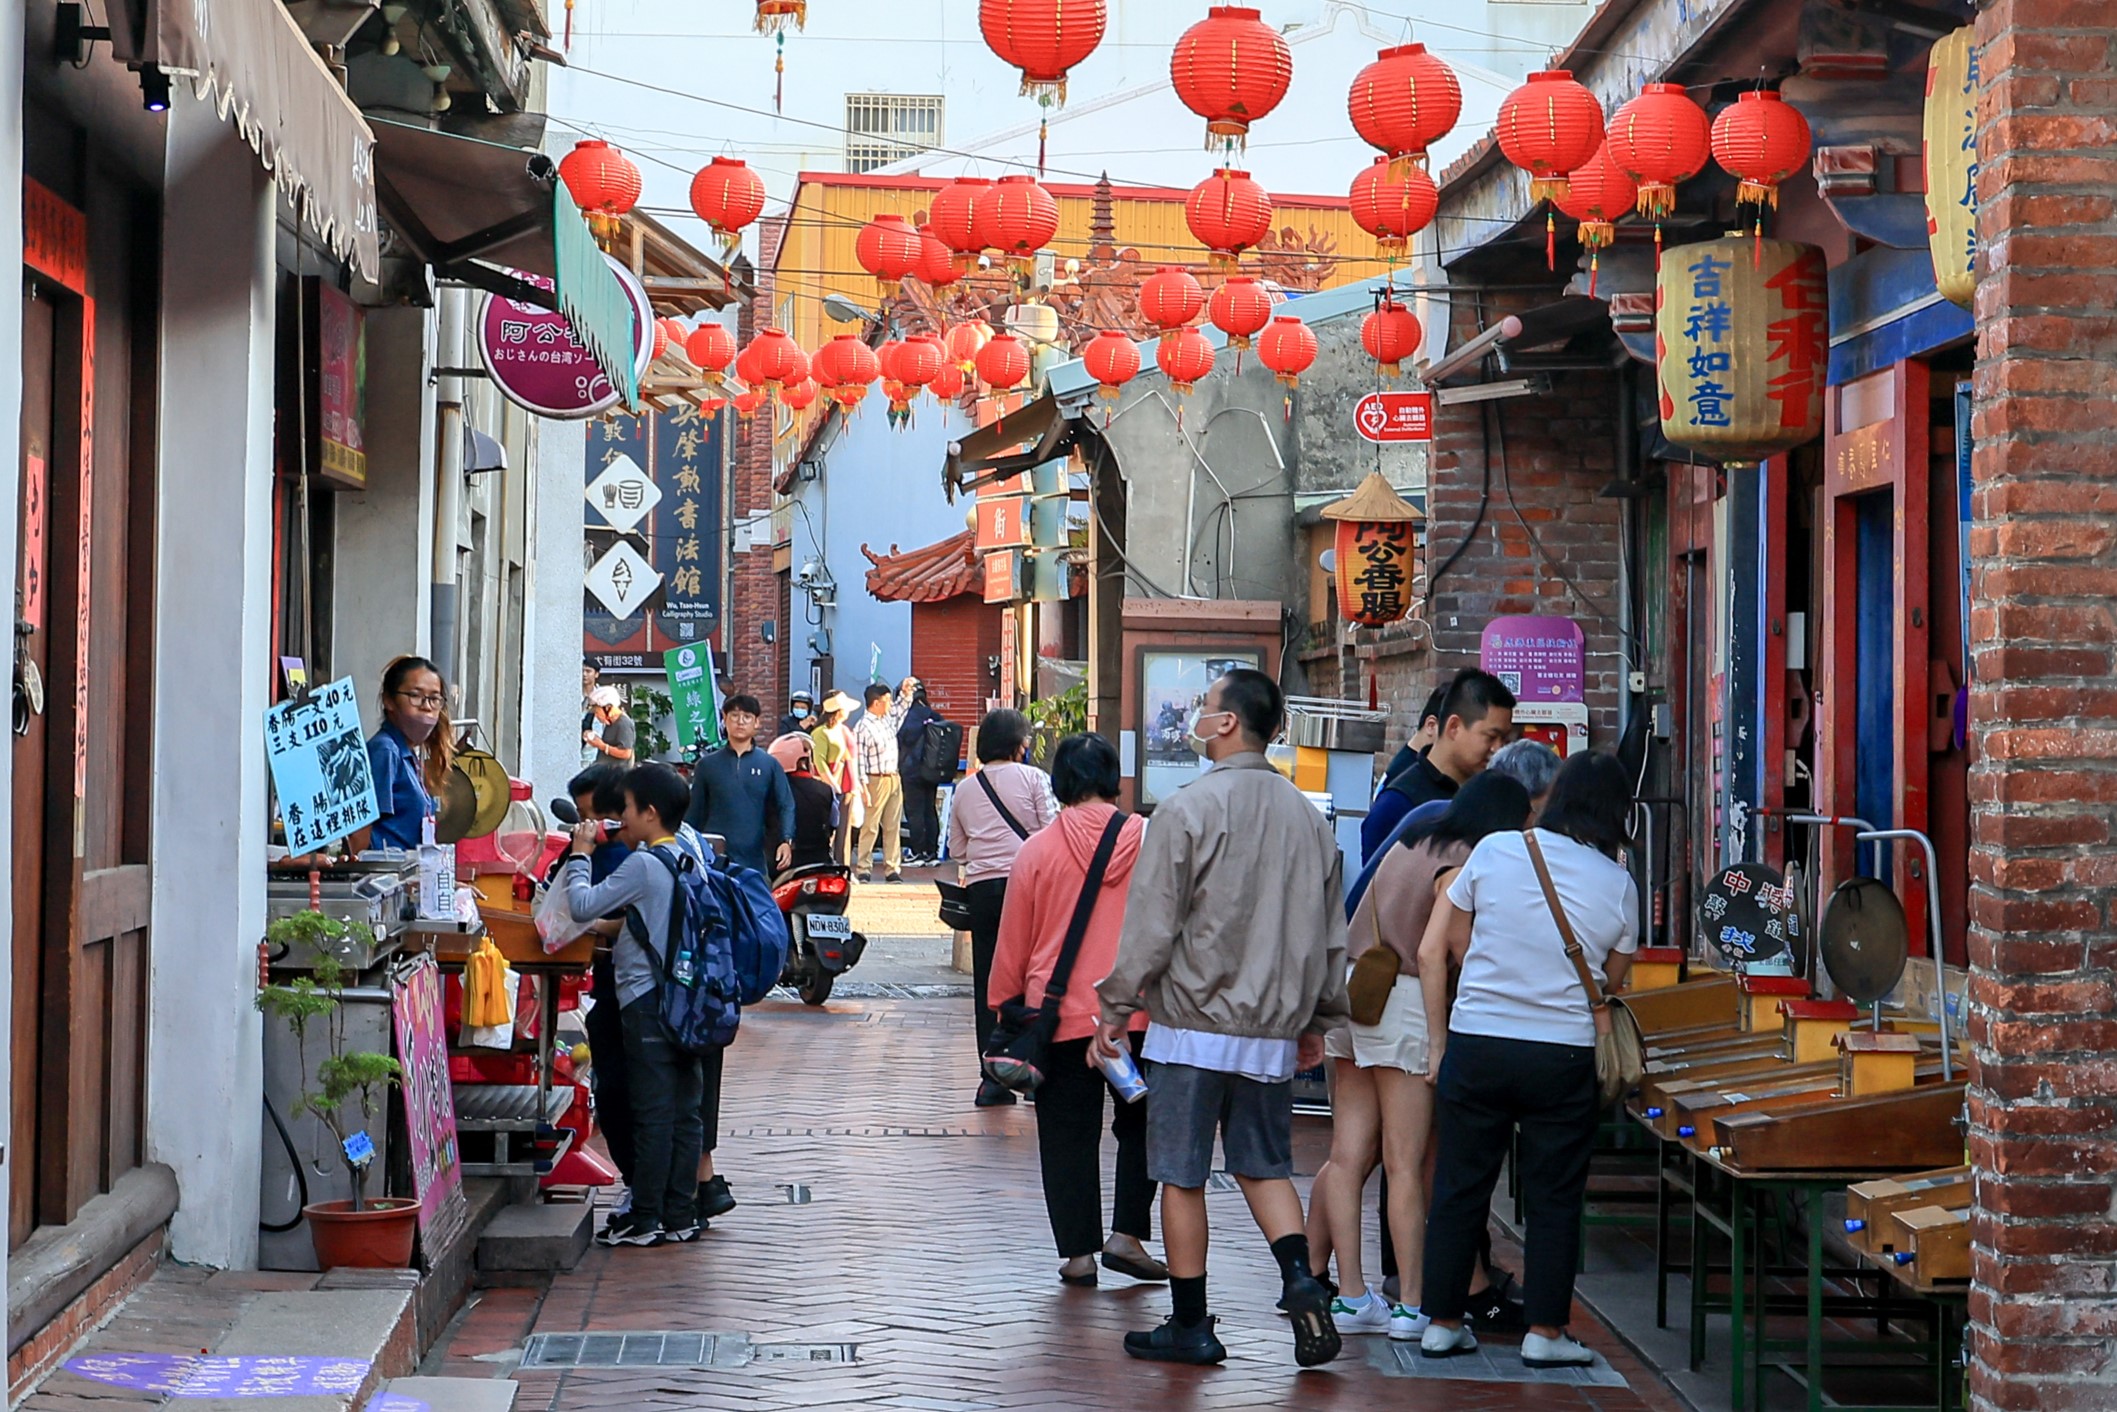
[771,863,866,1005]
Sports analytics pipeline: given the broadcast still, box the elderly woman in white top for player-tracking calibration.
[1415,751,1638,1370]
[947,707,1058,1107]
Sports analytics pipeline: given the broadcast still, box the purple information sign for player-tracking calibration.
[476,254,653,420]
[1480,615,1587,704]
[64,1353,372,1398]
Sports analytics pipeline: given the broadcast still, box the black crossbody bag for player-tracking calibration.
[981,813,1126,1093]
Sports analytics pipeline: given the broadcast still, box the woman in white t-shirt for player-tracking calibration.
[1413,751,1638,1370]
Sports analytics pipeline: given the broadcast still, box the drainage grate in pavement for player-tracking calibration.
[521,1332,742,1369]
[1370,1340,1628,1387]
[753,1343,858,1364]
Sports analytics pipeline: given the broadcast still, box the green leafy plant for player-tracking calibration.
[1024,683,1090,766]
[256,911,403,1210]
[629,683,679,761]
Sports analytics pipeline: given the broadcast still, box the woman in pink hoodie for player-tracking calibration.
[990,733,1168,1288]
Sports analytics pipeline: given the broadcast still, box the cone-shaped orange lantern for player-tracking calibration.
[1323,470,1423,627]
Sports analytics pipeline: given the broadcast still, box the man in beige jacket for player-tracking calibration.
[1094,667,1351,1369]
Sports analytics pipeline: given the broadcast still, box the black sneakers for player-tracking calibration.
[1123,1315,1227,1365]
[1279,1273,1344,1368]
[698,1175,737,1220]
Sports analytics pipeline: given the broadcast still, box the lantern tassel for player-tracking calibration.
[1038,116,1048,179]
[562,0,572,48]
[1282,391,1293,423]
[774,35,784,113]
[1546,211,1555,272]
[1589,249,1600,299]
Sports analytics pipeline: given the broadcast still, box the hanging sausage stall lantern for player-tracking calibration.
[1323,470,1423,627]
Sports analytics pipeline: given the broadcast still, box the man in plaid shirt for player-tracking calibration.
[853,678,916,882]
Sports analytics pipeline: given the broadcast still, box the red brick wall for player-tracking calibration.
[1966,7,2117,1406]
[8,1229,162,1399]
[727,222,784,711]
[913,595,1002,734]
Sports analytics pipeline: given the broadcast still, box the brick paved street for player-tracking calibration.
[434,995,1685,1412]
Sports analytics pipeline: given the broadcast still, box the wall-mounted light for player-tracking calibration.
[139,64,171,112]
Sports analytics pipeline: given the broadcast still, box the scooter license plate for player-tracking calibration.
[806,914,853,940]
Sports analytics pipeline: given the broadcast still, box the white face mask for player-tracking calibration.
[1185,707,1231,756]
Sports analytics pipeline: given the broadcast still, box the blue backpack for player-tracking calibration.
[636,845,741,1052]
[704,856,790,1006]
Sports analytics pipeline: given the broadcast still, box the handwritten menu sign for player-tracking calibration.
[1480,615,1586,703]
[264,676,379,854]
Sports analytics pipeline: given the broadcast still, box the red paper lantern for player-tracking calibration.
[1208,275,1273,349]
[1361,295,1422,378]
[732,386,769,419]
[896,334,947,389]
[815,334,882,409]
[855,213,924,292]
[779,376,819,412]
[557,140,641,242]
[1348,45,1461,171]
[945,319,994,369]
[929,177,993,265]
[1711,90,1812,210]
[914,224,959,289]
[1497,70,1606,203]
[927,360,967,401]
[976,332,1032,392]
[688,157,766,241]
[1157,326,1216,394]
[1348,157,1438,259]
[880,378,915,415]
[746,327,809,391]
[650,319,678,362]
[980,0,1108,103]
[1138,266,1205,340]
[1082,329,1141,400]
[875,339,903,383]
[697,393,728,418]
[1170,7,1292,150]
[1185,168,1274,269]
[972,175,1060,267]
[685,322,736,376]
[1256,315,1317,387]
[1605,82,1711,220]
[1554,140,1636,296]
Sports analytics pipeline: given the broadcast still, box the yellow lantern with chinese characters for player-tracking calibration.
[1323,471,1423,627]
[1923,26,1979,309]
[1654,236,1827,463]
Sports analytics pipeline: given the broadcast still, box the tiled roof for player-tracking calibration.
[862,531,980,603]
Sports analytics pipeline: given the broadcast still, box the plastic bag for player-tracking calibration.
[534,877,591,952]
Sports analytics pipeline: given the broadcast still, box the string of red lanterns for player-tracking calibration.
[1170,6,1292,154]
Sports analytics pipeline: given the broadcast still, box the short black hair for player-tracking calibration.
[583,658,598,673]
[1537,751,1634,859]
[975,708,1032,764]
[725,693,761,717]
[567,763,628,816]
[864,683,892,707]
[1440,668,1516,730]
[623,763,692,831]
[1418,685,1447,729]
[1215,667,1283,746]
[1404,771,1531,853]
[1050,732,1121,805]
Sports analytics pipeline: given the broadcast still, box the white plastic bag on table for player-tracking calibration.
[534,879,591,952]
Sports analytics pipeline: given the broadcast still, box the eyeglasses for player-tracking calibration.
[394,691,445,710]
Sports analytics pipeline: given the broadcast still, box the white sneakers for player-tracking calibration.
[1387,1304,1430,1341]
[1420,1322,1478,1358]
[1520,1331,1596,1368]
[1328,1289,1392,1335]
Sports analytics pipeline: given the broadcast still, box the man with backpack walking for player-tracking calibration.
[561,764,722,1247]
[898,688,960,865]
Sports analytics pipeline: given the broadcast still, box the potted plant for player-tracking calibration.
[257,911,415,1269]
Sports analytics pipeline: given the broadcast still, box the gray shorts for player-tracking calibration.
[1143,1061,1294,1190]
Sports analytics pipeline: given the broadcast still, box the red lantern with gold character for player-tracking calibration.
[1361,295,1422,379]
[688,157,766,243]
[1710,90,1812,213]
[855,213,924,293]
[1348,44,1461,175]
[976,332,1032,393]
[980,0,1107,103]
[973,175,1060,270]
[1170,7,1292,152]
[1157,326,1215,395]
[1324,471,1423,627]
[1348,157,1437,260]
[1208,275,1272,350]
[1185,168,1273,269]
[558,140,641,245]
[1605,82,1711,221]
[1138,266,1205,343]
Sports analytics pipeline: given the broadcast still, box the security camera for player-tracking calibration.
[795,559,821,587]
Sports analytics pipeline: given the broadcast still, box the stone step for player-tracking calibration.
[474,1202,593,1274]
[379,1375,519,1412]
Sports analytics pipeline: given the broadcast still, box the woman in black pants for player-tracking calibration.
[1414,752,1639,1368]
[947,709,1057,1106]
[988,734,1166,1285]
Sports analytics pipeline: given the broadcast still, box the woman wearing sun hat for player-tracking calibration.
[811,691,861,868]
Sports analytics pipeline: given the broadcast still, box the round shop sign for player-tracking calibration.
[476,252,653,419]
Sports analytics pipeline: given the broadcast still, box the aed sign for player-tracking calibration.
[1354,390,1434,443]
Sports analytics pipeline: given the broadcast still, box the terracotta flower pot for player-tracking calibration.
[304,1198,419,1270]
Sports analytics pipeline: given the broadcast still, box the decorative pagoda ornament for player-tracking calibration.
[1605,82,1711,256]
[945,319,994,371]
[1185,168,1273,270]
[815,333,882,411]
[1710,90,1812,235]
[1654,235,1828,462]
[1348,44,1461,178]
[1348,156,1438,262]
[973,175,1061,274]
[976,332,1032,394]
[929,177,993,271]
[1496,69,1606,268]
[557,140,641,246]
[1138,266,1205,344]
[685,322,737,383]
[1553,141,1636,296]
[1208,274,1272,353]
[1322,470,1423,627]
[854,213,924,294]
[980,0,1108,172]
[1360,293,1422,379]
[755,2,807,110]
[1170,7,1293,154]
[1922,26,1979,309]
[688,157,767,246]
[1081,329,1141,423]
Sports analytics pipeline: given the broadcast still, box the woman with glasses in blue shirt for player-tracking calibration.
[348,655,456,852]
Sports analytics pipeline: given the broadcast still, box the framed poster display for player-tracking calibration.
[1134,647,1262,810]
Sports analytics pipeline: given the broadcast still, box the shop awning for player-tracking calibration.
[944,394,1076,497]
[107,0,378,280]
[368,117,637,405]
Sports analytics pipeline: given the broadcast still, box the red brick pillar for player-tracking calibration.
[727,220,785,711]
[1967,6,2117,1405]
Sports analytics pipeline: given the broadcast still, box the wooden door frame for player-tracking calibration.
[1820,360,1931,955]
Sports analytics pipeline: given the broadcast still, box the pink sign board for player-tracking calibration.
[1480,615,1586,704]
[391,956,469,1247]
[476,255,653,419]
